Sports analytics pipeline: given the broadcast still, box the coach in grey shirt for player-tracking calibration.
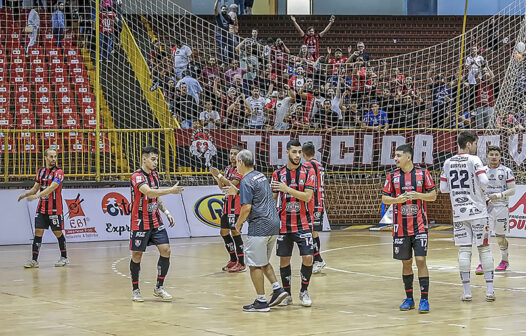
[224,149,288,312]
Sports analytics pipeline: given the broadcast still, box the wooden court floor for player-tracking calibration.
[1,231,526,336]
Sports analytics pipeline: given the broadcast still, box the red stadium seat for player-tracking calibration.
[30,63,47,79]
[15,104,33,115]
[14,83,30,95]
[0,55,7,67]
[57,91,75,106]
[80,104,95,118]
[32,74,49,85]
[47,47,62,58]
[66,55,83,66]
[52,74,68,86]
[0,136,16,153]
[73,75,88,86]
[28,46,43,57]
[0,90,9,106]
[69,135,88,153]
[36,90,52,106]
[10,47,23,58]
[83,114,97,129]
[39,114,58,129]
[14,91,31,107]
[61,113,80,129]
[43,136,64,153]
[78,92,95,107]
[64,46,79,57]
[36,104,55,117]
[29,54,45,66]
[89,132,110,153]
[58,104,76,115]
[69,64,86,78]
[10,64,28,81]
[49,55,63,67]
[0,114,13,128]
[0,84,9,94]
[16,115,36,129]
[17,135,39,153]
[74,82,91,95]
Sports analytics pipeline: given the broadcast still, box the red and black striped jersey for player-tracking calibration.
[272,164,316,233]
[223,165,243,215]
[35,166,64,215]
[382,167,435,237]
[302,159,324,211]
[130,168,163,231]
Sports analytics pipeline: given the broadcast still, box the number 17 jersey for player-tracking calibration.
[440,153,488,222]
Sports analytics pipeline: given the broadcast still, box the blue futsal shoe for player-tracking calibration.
[418,299,430,313]
[399,298,415,311]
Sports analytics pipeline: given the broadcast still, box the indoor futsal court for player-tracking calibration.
[2,230,525,335]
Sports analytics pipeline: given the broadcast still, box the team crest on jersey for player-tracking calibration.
[393,177,400,183]
[136,175,143,183]
[135,240,142,247]
[394,247,399,254]
[189,129,217,167]
[498,174,504,180]
[299,179,305,185]
[417,180,423,187]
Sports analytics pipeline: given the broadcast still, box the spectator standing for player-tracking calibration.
[347,42,370,65]
[176,72,203,105]
[465,46,485,110]
[234,0,245,15]
[312,99,340,130]
[199,100,221,129]
[25,4,40,53]
[214,0,235,63]
[362,101,389,132]
[173,83,198,128]
[245,87,268,129]
[171,38,192,80]
[224,59,247,84]
[100,7,118,61]
[290,15,335,60]
[228,4,239,34]
[474,67,495,129]
[52,2,66,47]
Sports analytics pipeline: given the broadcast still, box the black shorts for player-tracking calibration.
[35,213,64,231]
[220,214,239,230]
[312,209,324,232]
[130,225,170,252]
[276,230,314,257]
[393,233,428,260]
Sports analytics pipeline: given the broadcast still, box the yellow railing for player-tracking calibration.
[0,129,176,182]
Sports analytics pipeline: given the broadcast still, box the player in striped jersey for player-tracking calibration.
[210,146,246,273]
[382,145,436,313]
[19,148,69,268]
[129,146,184,302]
[271,139,316,307]
[477,145,515,273]
[440,131,495,302]
[302,142,327,274]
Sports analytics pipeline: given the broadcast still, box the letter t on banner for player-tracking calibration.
[240,135,262,158]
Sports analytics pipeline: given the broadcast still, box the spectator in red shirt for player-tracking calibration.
[474,66,495,129]
[100,8,118,61]
[290,15,335,60]
[224,59,247,84]
[327,47,347,76]
[200,56,220,99]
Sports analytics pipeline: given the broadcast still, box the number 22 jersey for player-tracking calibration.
[440,153,488,222]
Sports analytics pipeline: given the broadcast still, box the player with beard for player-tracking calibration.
[19,148,68,268]
[271,139,316,307]
[210,146,246,273]
[301,142,327,273]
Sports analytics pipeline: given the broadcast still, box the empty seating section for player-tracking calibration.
[0,7,97,154]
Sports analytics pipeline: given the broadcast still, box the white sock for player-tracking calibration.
[257,294,266,302]
[272,282,281,291]
[460,272,471,296]
[484,271,494,294]
[501,248,509,262]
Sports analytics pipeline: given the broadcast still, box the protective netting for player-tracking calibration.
[1,1,525,223]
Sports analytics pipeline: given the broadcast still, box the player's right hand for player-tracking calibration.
[17,194,26,202]
[170,182,184,194]
[210,167,220,177]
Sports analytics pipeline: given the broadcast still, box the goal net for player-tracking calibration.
[1,0,525,225]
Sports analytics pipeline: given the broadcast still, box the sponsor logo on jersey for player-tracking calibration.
[285,201,300,212]
[193,194,224,228]
[401,204,419,216]
[456,197,469,203]
[102,192,131,216]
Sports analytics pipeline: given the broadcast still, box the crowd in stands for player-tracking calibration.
[149,2,519,132]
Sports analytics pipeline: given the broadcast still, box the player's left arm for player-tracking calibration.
[27,170,64,201]
[157,198,175,227]
[235,204,251,232]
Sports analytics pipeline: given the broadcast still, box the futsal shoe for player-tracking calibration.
[460,293,472,302]
[399,298,415,311]
[495,260,509,272]
[228,263,246,273]
[55,257,70,267]
[243,299,270,312]
[475,264,483,275]
[24,260,39,268]
[269,288,289,307]
[153,286,173,301]
[132,289,144,302]
[486,292,496,302]
[299,290,312,307]
[278,295,293,306]
[312,260,327,274]
[222,260,237,271]
[418,299,430,313]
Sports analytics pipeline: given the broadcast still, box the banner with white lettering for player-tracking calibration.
[509,185,526,238]
[174,129,526,171]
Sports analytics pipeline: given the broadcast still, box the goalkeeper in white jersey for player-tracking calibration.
[440,131,495,302]
[477,145,515,273]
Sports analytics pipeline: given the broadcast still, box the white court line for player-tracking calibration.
[484,327,503,331]
[322,244,526,293]
[448,324,467,328]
